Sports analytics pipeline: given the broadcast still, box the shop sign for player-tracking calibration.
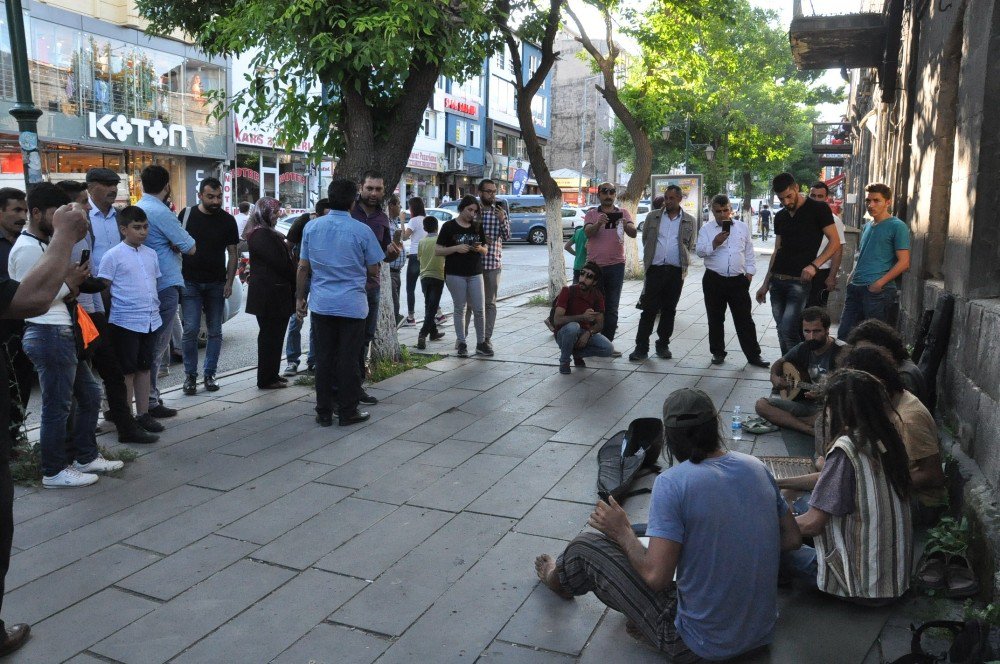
[88,113,189,149]
[234,119,313,152]
[232,167,261,182]
[279,172,307,184]
[443,96,479,120]
[407,151,443,172]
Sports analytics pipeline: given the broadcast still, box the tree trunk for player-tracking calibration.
[544,197,567,299]
[618,199,643,280]
[370,263,401,364]
[742,170,753,216]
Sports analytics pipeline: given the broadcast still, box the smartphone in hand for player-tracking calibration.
[721,220,732,233]
[80,249,91,264]
[605,211,623,229]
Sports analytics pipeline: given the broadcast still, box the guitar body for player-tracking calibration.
[780,364,822,401]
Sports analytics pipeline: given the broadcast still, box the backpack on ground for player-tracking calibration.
[889,620,995,664]
[597,418,664,503]
[544,286,576,334]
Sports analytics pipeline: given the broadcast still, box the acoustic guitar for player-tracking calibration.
[780,364,825,401]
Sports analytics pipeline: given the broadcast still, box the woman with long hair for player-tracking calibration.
[401,196,427,326]
[784,368,913,603]
[243,197,296,389]
[435,195,489,358]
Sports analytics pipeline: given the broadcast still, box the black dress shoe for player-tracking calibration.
[747,357,771,369]
[573,353,586,367]
[315,414,333,427]
[655,345,673,359]
[711,355,725,365]
[136,413,166,433]
[359,392,378,405]
[119,427,159,444]
[183,373,198,395]
[339,410,371,426]
[0,623,30,656]
[204,374,220,392]
[148,403,178,418]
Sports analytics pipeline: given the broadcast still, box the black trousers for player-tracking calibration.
[313,313,366,417]
[1,329,33,442]
[419,278,444,337]
[807,268,831,308]
[0,459,11,633]
[88,312,136,431]
[255,315,287,387]
[703,270,762,360]
[635,265,684,351]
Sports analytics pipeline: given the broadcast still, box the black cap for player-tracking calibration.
[85,168,121,185]
[662,388,717,429]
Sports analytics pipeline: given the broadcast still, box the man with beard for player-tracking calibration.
[464,179,509,353]
[178,177,239,395]
[551,262,613,374]
[0,189,31,443]
[350,171,401,404]
[754,307,845,435]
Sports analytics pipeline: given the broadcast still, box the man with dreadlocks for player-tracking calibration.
[782,369,913,604]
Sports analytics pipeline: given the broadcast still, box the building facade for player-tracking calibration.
[0,0,229,207]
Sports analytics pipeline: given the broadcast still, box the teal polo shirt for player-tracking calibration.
[851,216,910,286]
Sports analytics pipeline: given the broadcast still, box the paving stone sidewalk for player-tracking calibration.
[9,251,953,663]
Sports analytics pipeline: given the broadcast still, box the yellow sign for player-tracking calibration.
[554,177,587,188]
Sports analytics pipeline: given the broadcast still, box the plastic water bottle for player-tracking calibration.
[731,405,742,441]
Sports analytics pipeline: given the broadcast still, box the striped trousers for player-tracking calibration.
[556,532,703,663]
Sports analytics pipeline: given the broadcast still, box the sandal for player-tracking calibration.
[916,550,947,591]
[945,553,980,598]
[744,416,779,435]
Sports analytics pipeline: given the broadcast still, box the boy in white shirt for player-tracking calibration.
[98,206,163,435]
[9,183,123,488]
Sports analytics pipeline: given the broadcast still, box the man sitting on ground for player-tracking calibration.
[552,262,613,375]
[534,388,800,661]
[755,307,845,435]
[845,319,930,409]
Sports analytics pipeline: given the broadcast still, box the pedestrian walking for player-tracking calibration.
[583,182,636,347]
[416,216,446,349]
[282,199,328,376]
[437,195,490,358]
[244,197,296,389]
[297,177,384,427]
[629,185,696,362]
[695,195,769,368]
[179,177,240,395]
[387,194,407,326]
[759,204,771,240]
[401,196,426,327]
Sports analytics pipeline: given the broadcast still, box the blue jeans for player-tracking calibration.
[780,546,818,589]
[769,279,809,355]
[181,280,225,376]
[149,285,182,408]
[22,324,100,476]
[285,313,315,366]
[556,322,614,363]
[363,286,380,343]
[600,262,626,341]
[837,283,897,341]
[405,255,421,316]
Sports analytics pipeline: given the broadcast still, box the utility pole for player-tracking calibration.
[5,0,43,187]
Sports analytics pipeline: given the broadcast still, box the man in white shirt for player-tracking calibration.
[234,201,251,239]
[696,194,769,368]
[807,182,845,307]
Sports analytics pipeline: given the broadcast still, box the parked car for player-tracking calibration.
[564,206,588,233]
[404,207,457,223]
[440,195,552,244]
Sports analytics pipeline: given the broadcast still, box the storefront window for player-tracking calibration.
[30,20,79,115]
[234,152,262,205]
[278,155,308,212]
[184,60,224,132]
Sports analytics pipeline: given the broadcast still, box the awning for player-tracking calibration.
[824,173,846,188]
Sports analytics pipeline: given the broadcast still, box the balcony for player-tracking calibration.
[818,155,848,167]
[812,123,852,154]
[789,2,887,70]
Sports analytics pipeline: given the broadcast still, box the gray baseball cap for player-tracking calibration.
[662,388,717,429]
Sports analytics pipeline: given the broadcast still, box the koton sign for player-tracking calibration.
[88,113,189,149]
[443,96,479,119]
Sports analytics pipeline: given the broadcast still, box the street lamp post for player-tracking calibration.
[5,0,43,186]
[682,116,715,174]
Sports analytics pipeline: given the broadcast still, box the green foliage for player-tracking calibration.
[964,600,1000,627]
[294,347,441,387]
[606,0,842,194]
[926,516,972,556]
[135,0,506,163]
[526,293,550,306]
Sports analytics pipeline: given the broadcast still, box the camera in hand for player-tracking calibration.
[604,211,623,229]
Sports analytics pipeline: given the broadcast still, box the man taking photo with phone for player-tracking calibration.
[583,182,636,348]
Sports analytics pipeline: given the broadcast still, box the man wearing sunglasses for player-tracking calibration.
[629,184,697,362]
[583,183,636,350]
[551,262,613,374]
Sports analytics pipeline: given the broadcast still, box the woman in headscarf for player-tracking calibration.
[243,197,295,389]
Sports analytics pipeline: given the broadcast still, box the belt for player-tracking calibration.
[707,270,748,279]
[770,273,801,281]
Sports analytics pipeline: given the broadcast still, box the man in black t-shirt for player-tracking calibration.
[755,173,840,355]
[755,307,844,435]
[759,204,771,240]
[179,177,239,394]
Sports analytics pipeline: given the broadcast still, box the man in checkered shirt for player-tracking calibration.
[465,179,510,353]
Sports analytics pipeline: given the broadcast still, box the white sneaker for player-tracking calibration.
[283,362,299,377]
[43,467,99,489]
[73,455,125,474]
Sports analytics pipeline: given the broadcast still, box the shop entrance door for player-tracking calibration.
[261,153,278,200]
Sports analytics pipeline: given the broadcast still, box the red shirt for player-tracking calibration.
[554,285,605,332]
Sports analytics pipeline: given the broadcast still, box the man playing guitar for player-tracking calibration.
[754,307,845,435]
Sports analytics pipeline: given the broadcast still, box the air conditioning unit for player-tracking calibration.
[449,148,465,171]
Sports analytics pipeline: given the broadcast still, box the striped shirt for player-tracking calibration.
[479,202,510,271]
[97,242,162,333]
[814,435,912,600]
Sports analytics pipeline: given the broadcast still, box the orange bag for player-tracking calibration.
[76,304,100,348]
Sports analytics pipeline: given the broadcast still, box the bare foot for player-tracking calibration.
[534,554,573,599]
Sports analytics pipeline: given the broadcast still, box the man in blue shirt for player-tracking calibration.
[837,182,911,340]
[297,177,384,427]
[137,165,196,421]
[534,388,800,661]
